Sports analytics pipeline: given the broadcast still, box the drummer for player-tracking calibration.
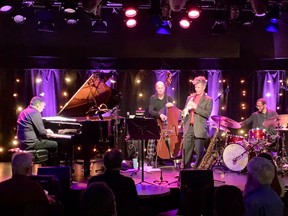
[239,98,279,153]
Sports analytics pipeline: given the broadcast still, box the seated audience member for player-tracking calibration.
[243,156,284,216]
[88,148,141,216]
[0,152,51,216]
[258,152,286,198]
[81,182,117,216]
[214,185,246,216]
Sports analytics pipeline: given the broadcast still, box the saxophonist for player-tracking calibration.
[182,76,213,169]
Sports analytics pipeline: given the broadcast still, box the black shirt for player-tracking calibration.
[148,94,173,119]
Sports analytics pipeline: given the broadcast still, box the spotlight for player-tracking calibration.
[267,3,279,23]
[250,0,269,17]
[179,18,191,29]
[265,18,279,32]
[13,14,26,24]
[66,18,78,25]
[156,19,172,35]
[186,1,201,19]
[64,10,79,25]
[91,18,108,33]
[124,7,137,17]
[0,1,13,13]
[123,0,139,17]
[125,18,137,28]
[187,8,200,19]
[62,0,78,14]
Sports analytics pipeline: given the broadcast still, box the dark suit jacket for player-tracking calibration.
[88,170,139,216]
[183,93,213,138]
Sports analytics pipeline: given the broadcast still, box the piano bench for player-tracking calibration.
[8,148,49,164]
[26,149,49,164]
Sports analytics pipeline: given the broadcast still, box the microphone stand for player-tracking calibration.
[211,86,230,174]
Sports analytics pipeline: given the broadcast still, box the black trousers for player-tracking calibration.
[20,139,59,166]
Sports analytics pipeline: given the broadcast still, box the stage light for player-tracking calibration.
[250,0,269,17]
[186,0,201,19]
[265,3,280,32]
[267,3,280,22]
[0,0,13,13]
[265,19,279,32]
[123,0,139,17]
[187,8,200,19]
[124,8,137,17]
[13,14,26,24]
[156,20,172,35]
[66,18,78,25]
[179,18,191,29]
[126,18,137,28]
[64,11,79,25]
[62,0,78,14]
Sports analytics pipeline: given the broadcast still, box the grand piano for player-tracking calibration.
[43,73,123,177]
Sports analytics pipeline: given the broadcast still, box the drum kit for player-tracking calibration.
[210,114,288,172]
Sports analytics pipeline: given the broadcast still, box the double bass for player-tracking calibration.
[156,72,182,160]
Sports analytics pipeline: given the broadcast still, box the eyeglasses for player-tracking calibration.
[255,105,264,108]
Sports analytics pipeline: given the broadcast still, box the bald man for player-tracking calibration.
[147,81,174,166]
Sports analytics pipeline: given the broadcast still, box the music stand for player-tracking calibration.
[126,118,160,185]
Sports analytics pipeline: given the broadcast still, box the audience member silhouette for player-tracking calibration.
[0,152,50,216]
[81,182,117,216]
[88,148,141,216]
[243,156,284,216]
[258,152,286,197]
[214,185,246,216]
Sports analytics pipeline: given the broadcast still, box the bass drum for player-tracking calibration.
[223,143,249,171]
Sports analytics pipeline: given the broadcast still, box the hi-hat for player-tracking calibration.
[211,115,241,129]
[262,114,288,128]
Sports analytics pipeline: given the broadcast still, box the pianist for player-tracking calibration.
[16,96,59,166]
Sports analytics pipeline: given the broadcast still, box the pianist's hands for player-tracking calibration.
[46,129,54,137]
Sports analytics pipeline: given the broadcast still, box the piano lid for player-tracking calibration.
[58,73,120,117]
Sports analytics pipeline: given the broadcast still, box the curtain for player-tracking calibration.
[25,69,62,117]
[257,70,286,113]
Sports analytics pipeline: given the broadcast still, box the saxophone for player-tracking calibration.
[197,127,219,170]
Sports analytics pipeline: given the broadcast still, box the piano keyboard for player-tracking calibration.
[48,134,73,139]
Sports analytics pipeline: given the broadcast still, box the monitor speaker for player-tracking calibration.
[37,166,71,192]
[178,169,214,216]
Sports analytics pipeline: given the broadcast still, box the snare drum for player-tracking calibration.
[223,143,249,171]
[248,128,267,144]
[226,134,245,145]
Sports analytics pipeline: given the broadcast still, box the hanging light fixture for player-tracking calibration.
[123,0,139,28]
[0,0,13,13]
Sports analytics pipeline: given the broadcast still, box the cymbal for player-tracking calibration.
[208,121,230,132]
[211,115,241,129]
[262,114,288,128]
